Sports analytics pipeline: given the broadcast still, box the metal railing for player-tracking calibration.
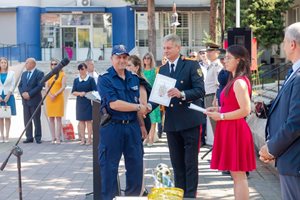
[0,43,39,64]
[260,62,292,91]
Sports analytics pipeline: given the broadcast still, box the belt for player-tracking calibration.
[205,93,215,97]
[111,119,136,124]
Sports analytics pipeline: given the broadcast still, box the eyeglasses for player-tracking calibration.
[199,52,205,55]
[51,63,58,66]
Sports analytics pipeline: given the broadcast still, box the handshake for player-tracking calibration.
[137,103,152,116]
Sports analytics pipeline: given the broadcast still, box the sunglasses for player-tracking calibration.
[51,63,58,66]
[199,52,205,55]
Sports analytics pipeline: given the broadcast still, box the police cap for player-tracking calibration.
[206,42,220,51]
[112,44,129,56]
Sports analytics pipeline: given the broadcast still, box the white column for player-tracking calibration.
[236,0,240,27]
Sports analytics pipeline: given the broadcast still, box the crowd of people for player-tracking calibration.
[1,22,299,200]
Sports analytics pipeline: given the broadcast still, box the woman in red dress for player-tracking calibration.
[206,45,256,200]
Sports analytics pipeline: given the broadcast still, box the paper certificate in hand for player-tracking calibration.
[149,74,177,107]
[188,103,206,113]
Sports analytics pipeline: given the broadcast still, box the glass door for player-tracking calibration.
[62,27,76,60]
[77,27,91,61]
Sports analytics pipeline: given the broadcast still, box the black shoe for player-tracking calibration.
[36,140,42,144]
[201,141,206,146]
[23,139,34,144]
[142,188,148,196]
[157,131,162,139]
[222,171,231,175]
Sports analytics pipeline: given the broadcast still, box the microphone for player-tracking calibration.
[40,58,70,84]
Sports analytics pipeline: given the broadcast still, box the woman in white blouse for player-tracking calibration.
[0,57,16,143]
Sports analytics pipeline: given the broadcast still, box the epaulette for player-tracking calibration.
[181,55,197,61]
[99,71,109,76]
[131,71,138,76]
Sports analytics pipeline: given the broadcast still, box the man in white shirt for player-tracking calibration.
[205,42,223,132]
[85,59,98,84]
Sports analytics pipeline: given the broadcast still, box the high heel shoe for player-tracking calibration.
[80,139,85,145]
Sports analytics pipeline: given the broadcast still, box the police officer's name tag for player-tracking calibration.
[149,74,176,107]
[131,85,138,90]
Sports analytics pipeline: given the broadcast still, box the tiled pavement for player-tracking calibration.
[0,99,281,200]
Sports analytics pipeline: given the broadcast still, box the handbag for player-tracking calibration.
[62,120,75,140]
[254,101,269,119]
[0,105,11,118]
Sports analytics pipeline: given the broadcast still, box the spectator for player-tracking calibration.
[206,45,256,199]
[85,59,99,84]
[142,52,161,146]
[71,63,97,145]
[0,57,16,143]
[45,59,66,144]
[18,58,44,144]
[127,55,151,139]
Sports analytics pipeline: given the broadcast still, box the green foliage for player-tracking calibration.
[226,0,294,48]
[124,0,136,3]
[242,0,293,48]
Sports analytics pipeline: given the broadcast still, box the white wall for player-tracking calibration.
[0,12,16,44]
[0,0,40,7]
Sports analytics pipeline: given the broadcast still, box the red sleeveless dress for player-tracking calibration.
[210,76,256,171]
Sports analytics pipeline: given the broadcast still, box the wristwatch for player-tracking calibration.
[220,113,225,120]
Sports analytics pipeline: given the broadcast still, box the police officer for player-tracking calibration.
[97,45,148,200]
[150,34,205,198]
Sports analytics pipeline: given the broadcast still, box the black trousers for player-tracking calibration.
[166,126,200,198]
[23,104,42,142]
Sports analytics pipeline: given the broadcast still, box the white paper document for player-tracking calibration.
[149,74,176,107]
[188,103,206,113]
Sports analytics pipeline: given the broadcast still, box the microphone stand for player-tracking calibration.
[0,73,60,200]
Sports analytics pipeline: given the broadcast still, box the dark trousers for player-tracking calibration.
[23,104,42,142]
[166,126,200,198]
[279,174,300,200]
[99,121,143,200]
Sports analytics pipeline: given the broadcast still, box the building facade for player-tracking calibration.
[0,0,210,61]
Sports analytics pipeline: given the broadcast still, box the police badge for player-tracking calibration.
[197,68,203,77]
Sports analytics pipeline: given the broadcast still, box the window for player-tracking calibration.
[192,12,209,46]
[61,14,91,26]
[92,13,112,48]
[41,14,60,48]
[136,12,159,47]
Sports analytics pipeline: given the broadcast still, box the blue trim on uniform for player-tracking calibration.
[17,6,41,61]
[106,6,135,51]
[41,7,105,13]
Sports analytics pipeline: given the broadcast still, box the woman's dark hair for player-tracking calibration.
[77,62,87,70]
[224,45,251,96]
[128,55,142,76]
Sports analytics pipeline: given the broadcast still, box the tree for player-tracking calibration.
[225,0,293,49]
[242,0,293,49]
[209,0,217,42]
[124,0,156,60]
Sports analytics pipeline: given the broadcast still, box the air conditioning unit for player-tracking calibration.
[77,0,90,6]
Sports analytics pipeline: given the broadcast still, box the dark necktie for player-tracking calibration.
[27,71,31,82]
[170,63,175,77]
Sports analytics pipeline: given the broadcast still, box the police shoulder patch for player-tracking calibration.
[100,71,109,76]
[197,68,203,77]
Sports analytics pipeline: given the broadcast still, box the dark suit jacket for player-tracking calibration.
[266,67,300,176]
[158,57,205,132]
[18,68,44,106]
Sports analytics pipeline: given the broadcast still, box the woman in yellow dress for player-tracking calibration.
[45,59,66,144]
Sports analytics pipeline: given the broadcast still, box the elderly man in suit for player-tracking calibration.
[152,34,205,198]
[18,58,44,144]
[259,22,300,200]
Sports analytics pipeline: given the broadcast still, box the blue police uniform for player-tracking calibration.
[97,66,143,200]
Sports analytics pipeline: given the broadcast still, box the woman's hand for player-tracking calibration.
[206,106,219,112]
[206,111,221,121]
[80,92,86,97]
[3,95,10,103]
